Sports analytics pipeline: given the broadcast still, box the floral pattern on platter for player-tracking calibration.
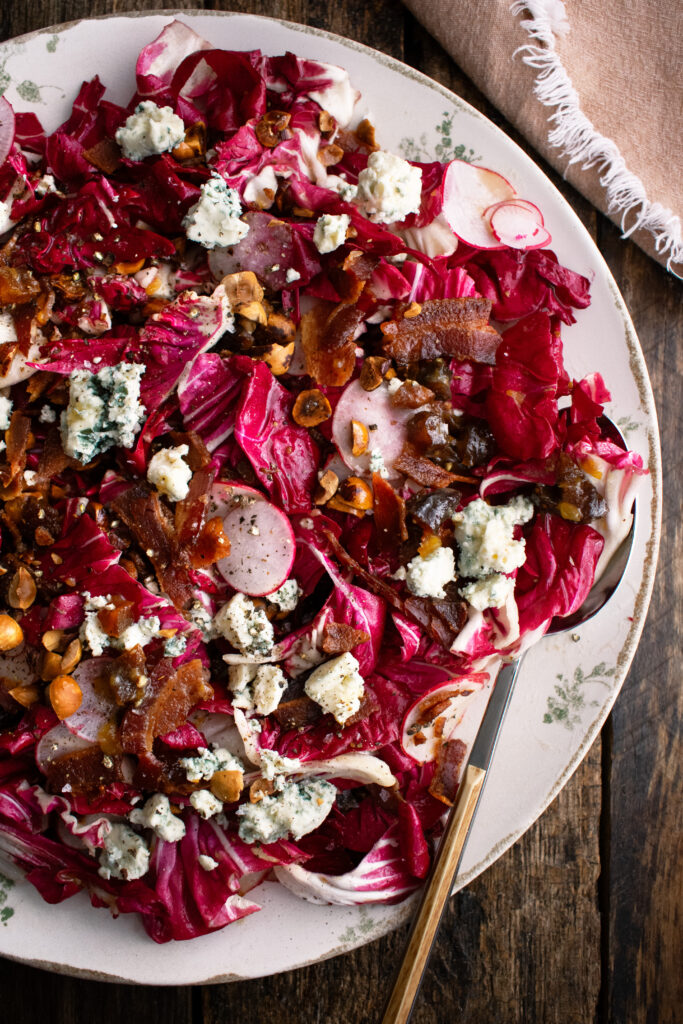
[400,109,480,164]
[0,873,15,926]
[544,663,616,730]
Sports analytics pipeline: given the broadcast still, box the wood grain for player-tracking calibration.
[0,3,680,1023]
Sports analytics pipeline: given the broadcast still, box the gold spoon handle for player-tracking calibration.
[381,763,486,1024]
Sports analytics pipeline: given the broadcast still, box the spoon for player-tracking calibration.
[381,421,636,1024]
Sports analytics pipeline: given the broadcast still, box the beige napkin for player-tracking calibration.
[401,0,683,274]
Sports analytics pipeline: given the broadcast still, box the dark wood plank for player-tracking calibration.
[597,219,683,1024]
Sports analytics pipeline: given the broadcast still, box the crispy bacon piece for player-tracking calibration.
[84,138,123,174]
[0,266,41,306]
[120,658,212,755]
[300,300,362,387]
[168,430,211,471]
[34,427,70,486]
[174,466,214,546]
[107,646,147,707]
[45,747,124,796]
[189,516,231,568]
[342,685,380,728]
[133,749,197,795]
[381,298,500,365]
[0,411,32,498]
[329,250,380,303]
[403,596,463,649]
[393,443,461,489]
[372,473,408,550]
[113,484,194,609]
[271,696,322,731]
[429,737,468,805]
[321,622,371,654]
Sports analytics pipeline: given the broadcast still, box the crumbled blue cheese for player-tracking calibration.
[180,746,244,783]
[304,652,365,725]
[183,173,250,249]
[61,362,145,464]
[268,579,301,613]
[237,779,335,844]
[115,101,185,161]
[227,663,287,715]
[328,175,358,202]
[79,593,164,655]
[163,632,188,658]
[460,573,515,611]
[259,749,302,783]
[98,823,150,880]
[285,268,301,284]
[213,593,274,656]
[313,213,350,254]
[369,448,389,479]
[190,789,224,819]
[355,150,422,224]
[79,593,111,656]
[453,497,534,578]
[129,793,186,843]
[199,854,219,871]
[187,600,215,640]
[252,664,288,716]
[39,404,57,424]
[0,395,12,431]
[147,444,192,502]
[405,546,456,600]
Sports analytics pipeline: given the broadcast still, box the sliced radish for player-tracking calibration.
[211,481,296,596]
[62,657,118,743]
[441,160,515,249]
[331,379,418,476]
[484,197,545,225]
[36,723,93,774]
[488,202,551,250]
[0,97,16,167]
[400,673,489,764]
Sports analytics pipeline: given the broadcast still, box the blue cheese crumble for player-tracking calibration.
[147,444,192,502]
[79,593,163,655]
[369,448,389,479]
[227,663,288,715]
[61,362,145,464]
[180,746,244,784]
[313,213,350,254]
[355,150,422,224]
[304,652,365,725]
[163,632,188,658]
[199,854,219,871]
[405,546,456,600]
[268,579,301,613]
[115,101,185,161]
[183,173,250,249]
[129,793,186,843]
[214,593,274,656]
[453,497,534,578]
[460,573,516,611]
[237,779,335,844]
[190,789,224,819]
[98,823,150,880]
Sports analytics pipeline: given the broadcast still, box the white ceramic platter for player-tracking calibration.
[0,11,661,984]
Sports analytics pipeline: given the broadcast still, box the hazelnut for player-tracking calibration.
[0,615,23,652]
[48,675,83,720]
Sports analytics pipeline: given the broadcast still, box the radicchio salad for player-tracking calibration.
[0,21,645,943]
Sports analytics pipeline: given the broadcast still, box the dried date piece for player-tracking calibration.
[321,622,371,654]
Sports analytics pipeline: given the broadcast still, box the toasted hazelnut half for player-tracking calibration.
[210,769,244,804]
[8,566,37,610]
[359,356,390,392]
[0,615,23,652]
[60,638,83,675]
[221,270,264,306]
[249,777,276,803]
[292,389,333,427]
[8,685,40,708]
[41,651,64,682]
[339,476,374,511]
[403,302,422,319]
[314,469,339,505]
[351,420,369,457]
[48,674,83,720]
[260,341,295,377]
[236,300,268,326]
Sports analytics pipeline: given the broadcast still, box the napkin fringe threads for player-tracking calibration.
[511,0,682,274]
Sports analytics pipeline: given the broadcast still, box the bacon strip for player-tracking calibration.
[300,300,361,387]
[381,297,500,364]
[393,443,461,489]
[429,737,468,805]
[120,658,212,755]
[321,621,371,654]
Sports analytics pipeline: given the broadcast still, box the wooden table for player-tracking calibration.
[1,3,680,1022]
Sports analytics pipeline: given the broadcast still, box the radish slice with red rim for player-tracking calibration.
[400,673,489,764]
[0,97,16,167]
[211,481,296,596]
[483,198,546,226]
[440,160,515,249]
[331,379,418,476]
[488,202,551,250]
[62,657,118,743]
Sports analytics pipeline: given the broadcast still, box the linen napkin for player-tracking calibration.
[401,0,683,274]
